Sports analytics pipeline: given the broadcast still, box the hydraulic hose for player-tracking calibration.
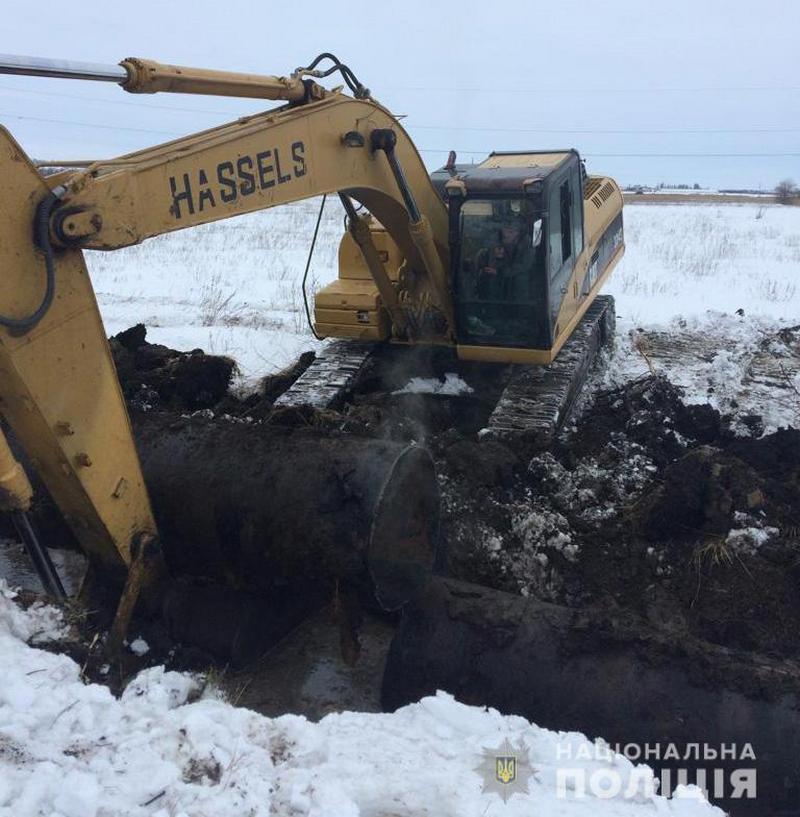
[302,194,327,340]
[0,190,59,333]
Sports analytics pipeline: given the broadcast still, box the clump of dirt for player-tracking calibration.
[631,446,767,540]
[562,374,729,463]
[110,324,236,411]
[638,428,800,657]
[260,352,316,404]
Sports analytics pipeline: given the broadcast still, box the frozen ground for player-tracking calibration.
[0,583,721,817]
[603,204,800,432]
[86,201,800,429]
[2,201,796,815]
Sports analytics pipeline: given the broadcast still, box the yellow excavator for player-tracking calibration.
[0,53,624,650]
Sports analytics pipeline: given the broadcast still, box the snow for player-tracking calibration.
[395,372,475,396]
[604,310,799,433]
[0,590,722,816]
[725,525,779,556]
[129,637,150,657]
[601,204,800,432]
[607,204,799,324]
[85,199,343,387]
[0,580,68,645]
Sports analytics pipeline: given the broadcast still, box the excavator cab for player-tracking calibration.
[433,150,586,353]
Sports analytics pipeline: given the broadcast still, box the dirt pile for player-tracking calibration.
[432,375,800,659]
[107,330,800,661]
[111,324,236,411]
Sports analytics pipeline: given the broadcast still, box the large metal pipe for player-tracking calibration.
[0,54,127,83]
[131,414,440,611]
[383,577,800,816]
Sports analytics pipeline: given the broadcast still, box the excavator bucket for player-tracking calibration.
[0,127,158,577]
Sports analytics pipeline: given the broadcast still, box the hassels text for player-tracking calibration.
[168,141,307,219]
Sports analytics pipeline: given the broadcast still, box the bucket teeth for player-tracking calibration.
[484,295,615,447]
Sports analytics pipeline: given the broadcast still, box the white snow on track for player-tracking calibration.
[0,585,720,816]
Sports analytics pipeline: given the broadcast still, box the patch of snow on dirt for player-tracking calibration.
[0,580,68,644]
[476,437,662,601]
[0,589,722,816]
[605,312,799,434]
[129,636,150,657]
[396,372,475,396]
[725,525,779,556]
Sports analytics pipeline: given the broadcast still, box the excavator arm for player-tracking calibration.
[43,93,452,330]
[1,132,162,648]
[0,55,452,610]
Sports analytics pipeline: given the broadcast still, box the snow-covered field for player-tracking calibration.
[86,199,344,383]
[1,201,797,816]
[608,204,798,324]
[86,201,800,429]
[604,204,800,432]
[0,583,721,816]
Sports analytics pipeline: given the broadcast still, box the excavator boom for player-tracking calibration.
[0,130,157,576]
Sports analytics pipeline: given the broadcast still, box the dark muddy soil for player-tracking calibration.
[436,374,800,661]
[111,323,236,411]
[103,327,800,659]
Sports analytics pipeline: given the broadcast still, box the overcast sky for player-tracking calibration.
[1,0,798,189]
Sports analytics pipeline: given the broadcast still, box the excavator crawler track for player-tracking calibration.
[484,295,615,447]
[274,340,376,409]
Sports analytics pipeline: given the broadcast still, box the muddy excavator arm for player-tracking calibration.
[0,54,451,619]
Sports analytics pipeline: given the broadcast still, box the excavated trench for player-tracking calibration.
[11,324,800,815]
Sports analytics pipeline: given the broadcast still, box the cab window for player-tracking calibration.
[560,180,572,265]
[455,198,549,348]
[571,165,584,256]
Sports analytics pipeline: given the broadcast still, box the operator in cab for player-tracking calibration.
[461,199,543,341]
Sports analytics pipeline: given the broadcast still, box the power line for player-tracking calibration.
[412,124,800,135]
[3,82,799,134]
[0,81,250,117]
[419,148,800,158]
[5,77,800,99]
[385,84,800,95]
[2,111,798,159]
[587,152,800,157]
[0,110,179,136]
